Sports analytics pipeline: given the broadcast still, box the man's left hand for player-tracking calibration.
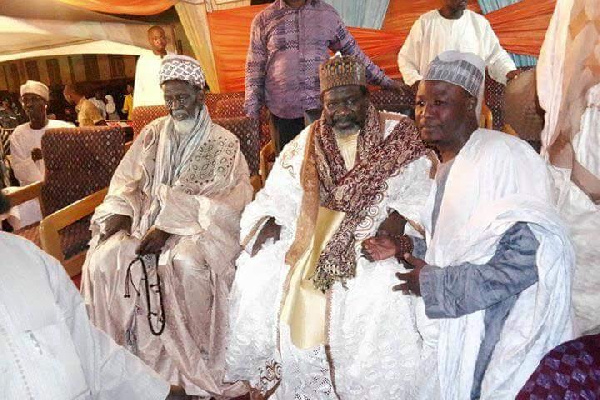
[393,253,426,295]
[506,70,521,81]
[136,226,171,255]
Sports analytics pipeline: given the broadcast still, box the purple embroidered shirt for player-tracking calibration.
[244,0,394,119]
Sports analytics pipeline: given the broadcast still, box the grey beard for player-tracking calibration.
[173,106,200,135]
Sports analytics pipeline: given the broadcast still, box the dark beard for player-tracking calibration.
[0,191,10,214]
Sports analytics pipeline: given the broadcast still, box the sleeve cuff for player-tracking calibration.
[419,265,444,318]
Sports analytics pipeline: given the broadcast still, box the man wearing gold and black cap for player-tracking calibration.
[226,55,434,398]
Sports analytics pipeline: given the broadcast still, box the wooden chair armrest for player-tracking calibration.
[1,181,42,207]
[39,188,108,266]
[250,175,262,195]
[260,140,275,186]
[480,104,493,130]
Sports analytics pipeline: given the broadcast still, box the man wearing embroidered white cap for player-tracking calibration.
[393,51,574,399]
[82,55,252,398]
[8,80,72,229]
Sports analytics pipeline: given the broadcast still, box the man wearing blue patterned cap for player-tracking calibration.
[392,51,574,399]
[82,55,252,398]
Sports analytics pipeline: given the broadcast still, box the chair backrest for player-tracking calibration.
[214,97,246,119]
[41,126,127,216]
[214,116,260,176]
[129,105,169,139]
[205,92,245,116]
[370,84,416,119]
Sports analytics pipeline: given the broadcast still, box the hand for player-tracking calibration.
[377,211,406,237]
[136,226,171,255]
[506,70,521,81]
[393,253,426,295]
[99,214,132,242]
[94,119,108,126]
[30,148,43,162]
[362,235,399,262]
[251,217,281,256]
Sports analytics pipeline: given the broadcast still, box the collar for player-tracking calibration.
[278,0,318,10]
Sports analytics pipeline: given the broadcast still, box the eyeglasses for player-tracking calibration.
[164,94,193,108]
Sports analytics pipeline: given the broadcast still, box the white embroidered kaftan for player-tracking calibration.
[226,114,434,399]
[81,109,253,398]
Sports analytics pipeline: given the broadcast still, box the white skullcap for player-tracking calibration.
[159,55,206,88]
[20,80,49,102]
[424,51,485,98]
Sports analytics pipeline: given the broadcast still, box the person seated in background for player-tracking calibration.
[133,26,173,109]
[122,83,134,119]
[0,189,179,400]
[0,97,19,129]
[105,94,120,120]
[90,89,107,119]
[397,0,520,91]
[63,84,106,127]
[82,55,252,399]
[8,80,72,229]
[226,55,432,399]
[389,51,573,399]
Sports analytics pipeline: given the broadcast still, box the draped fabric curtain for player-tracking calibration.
[477,0,539,65]
[208,0,553,92]
[55,0,177,15]
[322,0,390,29]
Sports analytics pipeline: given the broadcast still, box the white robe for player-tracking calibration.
[0,231,169,400]
[8,119,72,229]
[416,129,574,400]
[226,119,433,399]
[397,10,516,86]
[133,51,169,109]
[82,112,252,397]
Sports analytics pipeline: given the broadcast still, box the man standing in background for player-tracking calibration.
[133,26,173,109]
[244,0,406,154]
[397,0,519,89]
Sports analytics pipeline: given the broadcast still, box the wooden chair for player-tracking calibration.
[10,126,127,277]
[480,104,493,129]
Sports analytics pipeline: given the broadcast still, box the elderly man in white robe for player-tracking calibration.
[397,0,519,89]
[81,55,252,399]
[0,190,172,400]
[8,80,72,228]
[389,51,574,399]
[226,55,433,399]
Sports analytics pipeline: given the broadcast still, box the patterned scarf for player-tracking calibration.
[286,104,427,292]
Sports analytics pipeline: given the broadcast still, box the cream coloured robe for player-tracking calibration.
[82,112,252,398]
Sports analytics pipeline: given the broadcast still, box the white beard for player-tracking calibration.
[173,107,199,135]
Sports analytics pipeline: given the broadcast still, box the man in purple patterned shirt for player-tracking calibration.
[245,0,404,153]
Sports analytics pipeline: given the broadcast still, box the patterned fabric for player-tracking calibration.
[288,104,427,291]
[485,66,534,131]
[205,92,244,116]
[214,97,246,119]
[129,105,169,139]
[319,55,367,93]
[516,334,600,399]
[244,0,393,119]
[214,116,260,176]
[59,217,93,260]
[370,82,416,116]
[424,51,486,98]
[41,126,126,216]
[14,222,40,246]
[158,55,206,88]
